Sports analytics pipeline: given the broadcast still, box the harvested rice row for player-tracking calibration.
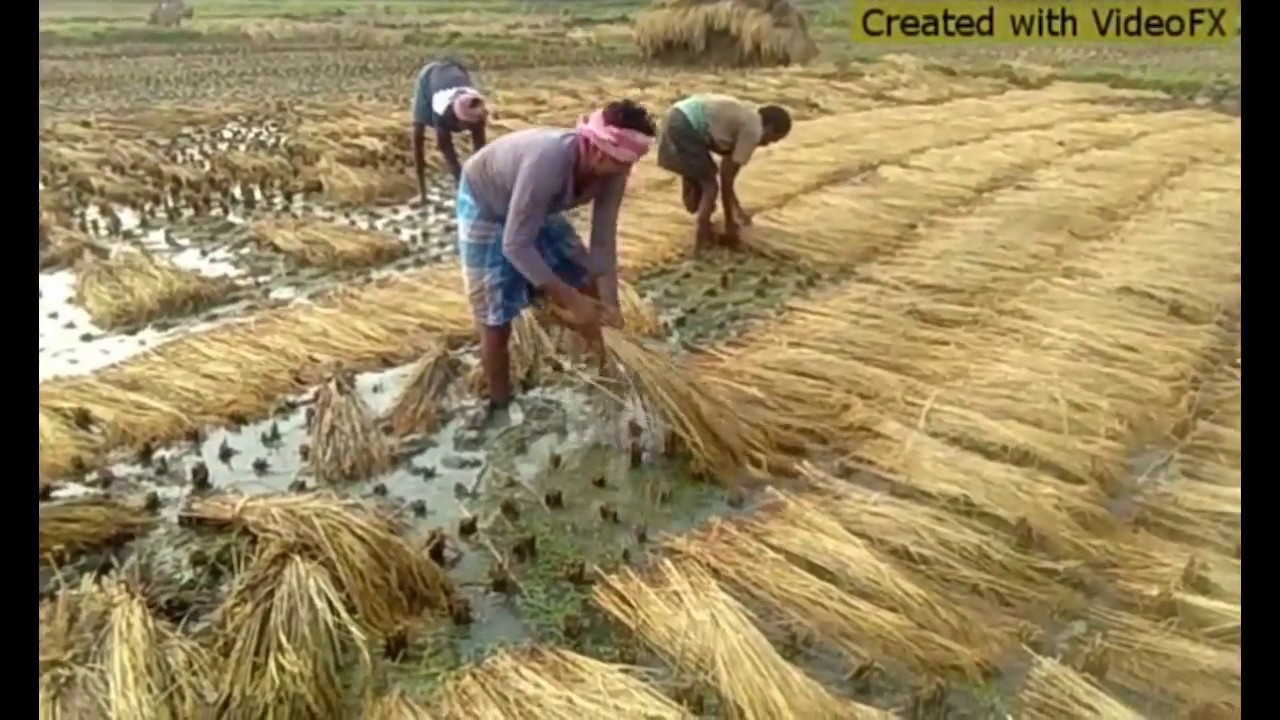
[37,86,1136,478]
[695,120,1239,488]
[889,156,1240,489]
[594,559,892,719]
[73,247,234,330]
[745,108,1184,267]
[1133,352,1241,557]
[862,115,1237,302]
[376,646,693,719]
[666,515,1011,683]
[794,465,1240,714]
[688,112,1233,447]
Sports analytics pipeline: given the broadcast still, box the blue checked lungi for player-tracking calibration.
[457,178,591,328]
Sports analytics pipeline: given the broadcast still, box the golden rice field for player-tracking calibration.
[40,1,1240,717]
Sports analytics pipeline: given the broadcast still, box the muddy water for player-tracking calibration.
[39,171,459,381]
[45,350,749,681]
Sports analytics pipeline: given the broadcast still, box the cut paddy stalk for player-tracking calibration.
[1133,354,1242,555]
[744,110,1181,268]
[248,217,407,269]
[74,246,233,329]
[215,544,372,719]
[422,646,693,719]
[799,464,1079,610]
[40,573,217,720]
[99,577,218,719]
[598,328,792,482]
[1075,604,1239,712]
[848,419,1116,561]
[381,344,461,437]
[310,369,393,483]
[668,520,997,682]
[743,489,1019,657]
[40,577,110,720]
[179,492,455,631]
[594,559,891,719]
[1018,653,1145,720]
[40,496,159,562]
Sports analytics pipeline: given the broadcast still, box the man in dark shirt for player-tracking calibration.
[411,58,489,200]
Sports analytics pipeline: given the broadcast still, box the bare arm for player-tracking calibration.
[587,172,629,310]
[410,71,433,199]
[471,121,487,152]
[412,123,428,197]
[436,126,462,183]
[724,121,761,227]
[719,158,742,226]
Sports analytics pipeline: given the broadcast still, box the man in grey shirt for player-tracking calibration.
[455,100,657,421]
[411,58,489,200]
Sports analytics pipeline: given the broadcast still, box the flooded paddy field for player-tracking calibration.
[40,3,1240,718]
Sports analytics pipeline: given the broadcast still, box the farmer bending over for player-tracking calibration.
[411,58,489,200]
[656,93,792,254]
[456,100,656,424]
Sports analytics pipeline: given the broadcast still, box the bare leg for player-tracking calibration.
[681,177,700,214]
[480,323,513,407]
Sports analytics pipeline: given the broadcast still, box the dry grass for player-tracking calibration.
[248,217,406,269]
[215,543,372,719]
[73,247,232,329]
[180,492,454,632]
[1018,653,1143,720]
[40,496,158,560]
[634,0,818,66]
[600,329,793,482]
[310,370,393,484]
[594,559,889,719]
[425,646,693,719]
[382,345,462,437]
[668,519,997,681]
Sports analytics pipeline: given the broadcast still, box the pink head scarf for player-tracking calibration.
[576,109,653,164]
[451,89,487,125]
